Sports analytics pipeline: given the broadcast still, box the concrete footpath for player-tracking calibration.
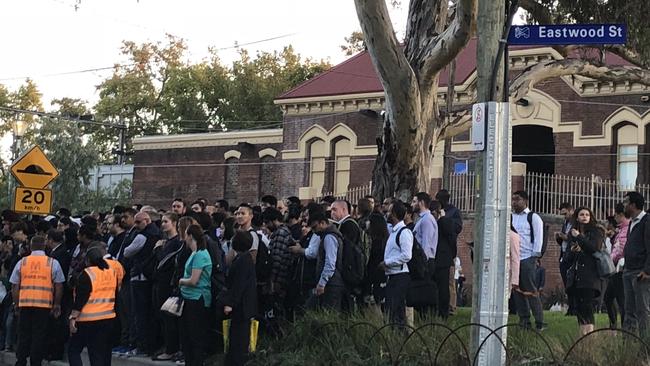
[0,351,176,366]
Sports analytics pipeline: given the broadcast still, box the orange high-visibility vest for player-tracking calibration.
[18,256,54,309]
[106,259,125,290]
[78,266,117,322]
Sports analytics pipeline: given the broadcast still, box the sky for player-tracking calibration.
[0,0,408,105]
[0,0,411,159]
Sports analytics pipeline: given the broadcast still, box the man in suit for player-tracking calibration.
[622,191,650,338]
[45,229,72,361]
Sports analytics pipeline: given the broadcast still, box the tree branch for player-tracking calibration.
[510,58,650,100]
[604,45,648,68]
[417,0,476,83]
[355,0,422,152]
[354,0,416,97]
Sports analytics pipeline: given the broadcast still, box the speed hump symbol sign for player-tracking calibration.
[13,187,53,215]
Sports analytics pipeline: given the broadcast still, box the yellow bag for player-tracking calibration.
[222,319,259,353]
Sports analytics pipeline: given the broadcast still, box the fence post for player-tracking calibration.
[590,174,595,211]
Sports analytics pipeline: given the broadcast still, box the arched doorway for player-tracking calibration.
[513,125,555,174]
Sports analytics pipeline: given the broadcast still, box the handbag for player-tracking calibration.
[161,296,184,317]
[593,249,616,279]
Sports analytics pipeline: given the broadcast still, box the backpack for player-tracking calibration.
[330,228,366,288]
[251,229,272,282]
[526,212,550,257]
[205,234,227,300]
[396,227,428,280]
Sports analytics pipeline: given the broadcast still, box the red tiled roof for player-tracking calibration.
[276,39,632,100]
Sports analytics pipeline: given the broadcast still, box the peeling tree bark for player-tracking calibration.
[355,0,476,201]
[510,58,650,100]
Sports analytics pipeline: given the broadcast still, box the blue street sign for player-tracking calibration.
[508,24,626,45]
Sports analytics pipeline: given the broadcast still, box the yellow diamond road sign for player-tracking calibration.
[11,145,59,189]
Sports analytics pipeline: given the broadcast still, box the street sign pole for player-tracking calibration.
[473,102,512,365]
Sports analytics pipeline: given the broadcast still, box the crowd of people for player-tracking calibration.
[0,188,648,366]
[512,190,650,338]
[0,190,463,366]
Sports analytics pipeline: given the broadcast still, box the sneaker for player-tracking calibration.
[112,346,127,355]
[122,347,138,358]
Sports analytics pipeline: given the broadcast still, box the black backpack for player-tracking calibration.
[251,229,272,282]
[396,227,428,280]
[204,234,227,300]
[526,212,550,257]
[330,229,366,288]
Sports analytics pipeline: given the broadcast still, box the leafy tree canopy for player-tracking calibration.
[92,36,331,160]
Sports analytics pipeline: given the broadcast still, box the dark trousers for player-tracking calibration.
[180,298,207,366]
[16,307,50,366]
[119,279,136,347]
[68,319,113,366]
[605,272,625,328]
[225,318,250,366]
[385,273,410,326]
[515,257,544,328]
[154,282,179,355]
[45,311,68,360]
[434,265,451,319]
[305,285,345,311]
[131,280,154,353]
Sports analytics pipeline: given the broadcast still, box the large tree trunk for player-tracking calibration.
[356,0,476,201]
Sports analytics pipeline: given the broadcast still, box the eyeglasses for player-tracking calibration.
[134,220,142,224]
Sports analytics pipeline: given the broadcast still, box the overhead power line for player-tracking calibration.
[0,32,298,81]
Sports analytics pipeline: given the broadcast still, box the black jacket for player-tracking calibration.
[131,223,162,279]
[50,243,72,280]
[435,216,457,269]
[623,212,650,273]
[108,231,126,258]
[566,225,604,294]
[223,251,257,321]
[338,218,361,246]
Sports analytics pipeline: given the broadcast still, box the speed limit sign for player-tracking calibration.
[13,187,53,215]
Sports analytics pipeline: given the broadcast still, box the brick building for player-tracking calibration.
[131,40,649,293]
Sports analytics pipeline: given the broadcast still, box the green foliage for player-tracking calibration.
[22,116,99,211]
[247,309,644,366]
[341,31,366,56]
[74,179,132,213]
[0,79,43,135]
[93,38,331,159]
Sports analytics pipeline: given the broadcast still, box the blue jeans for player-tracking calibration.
[623,269,650,338]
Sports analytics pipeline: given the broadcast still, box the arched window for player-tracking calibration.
[617,124,638,189]
[259,155,277,197]
[333,138,351,195]
[309,139,327,194]
[224,157,239,204]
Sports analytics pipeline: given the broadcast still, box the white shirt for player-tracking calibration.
[512,208,544,260]
[453,257,462,280]
[384,221,413,275]
[630,211,647,233]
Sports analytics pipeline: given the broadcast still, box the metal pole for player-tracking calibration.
[473,102,512,365]
[471,0,518,364]
[117,121,126,165]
